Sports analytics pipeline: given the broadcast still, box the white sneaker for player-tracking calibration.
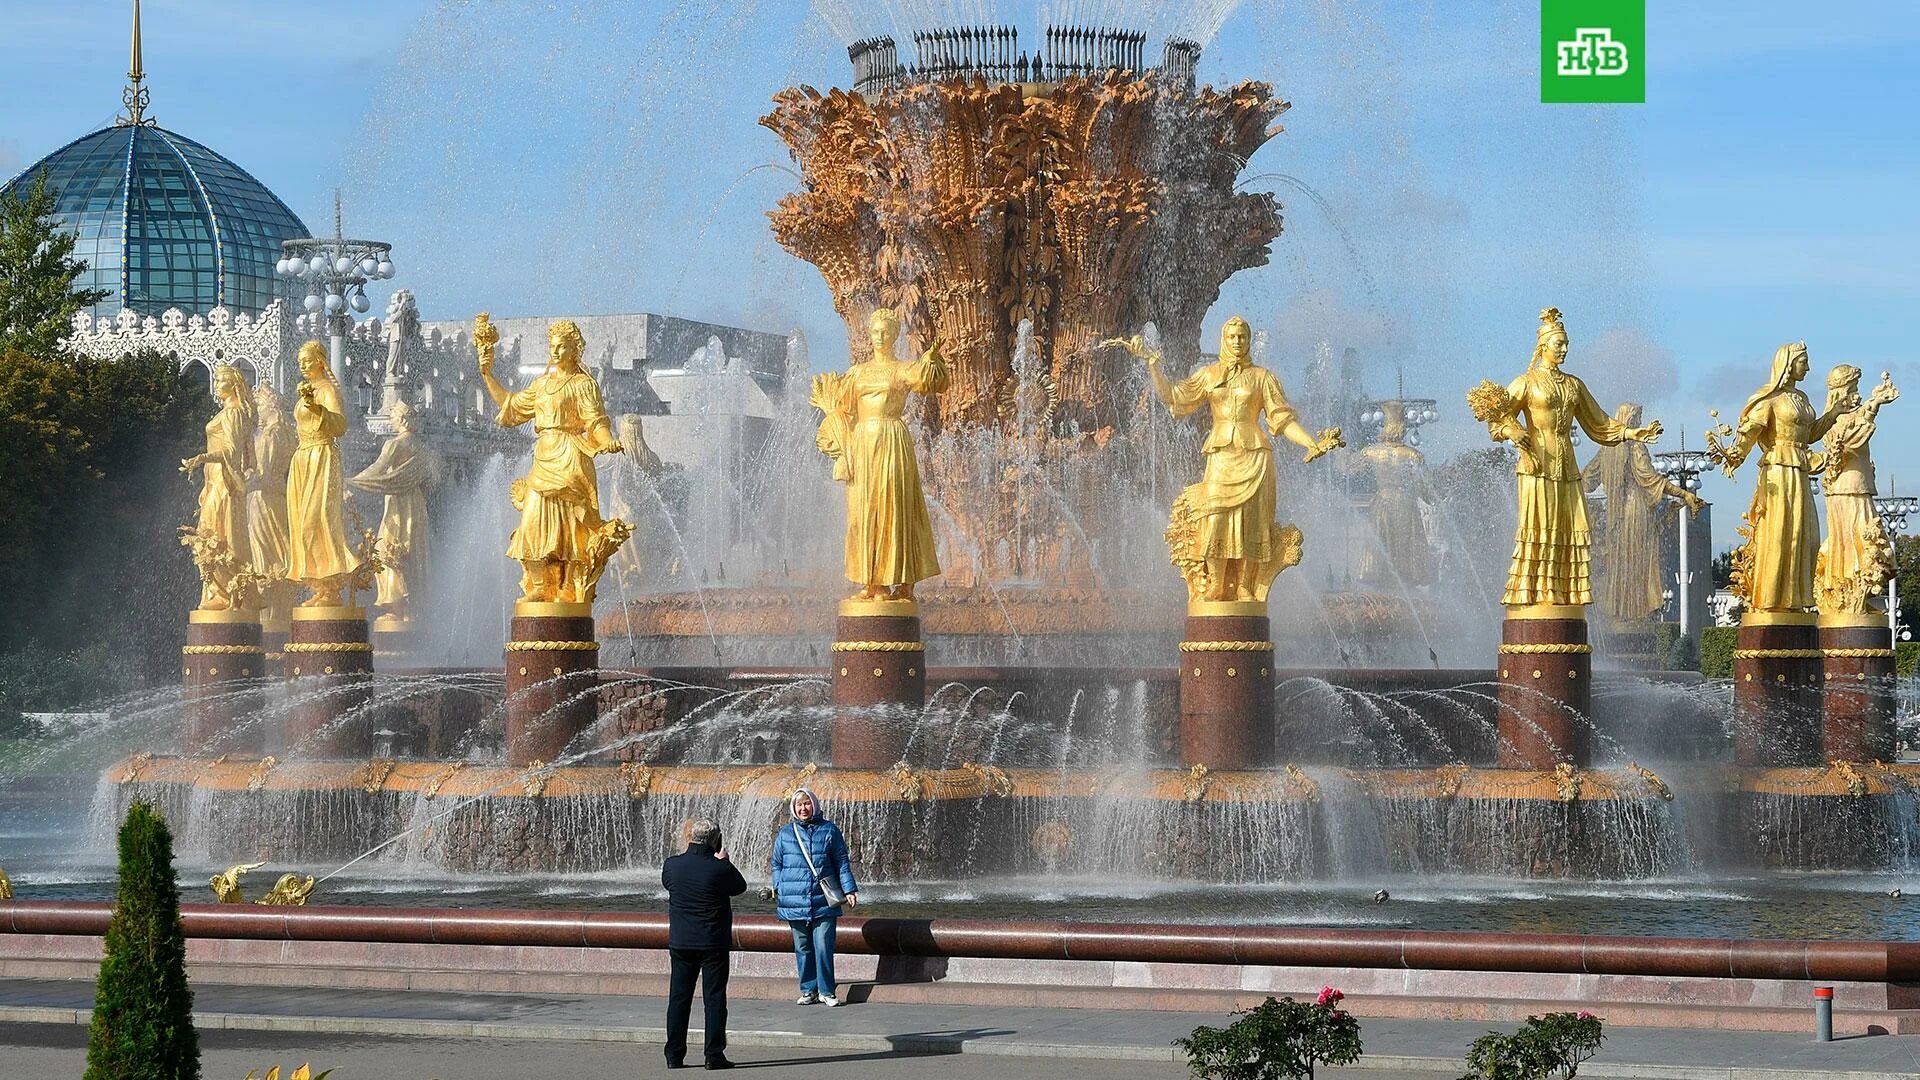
[819,994,843,1007]
[796,992,818,1005]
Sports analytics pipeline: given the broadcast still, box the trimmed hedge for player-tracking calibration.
[1701,626,1738,679]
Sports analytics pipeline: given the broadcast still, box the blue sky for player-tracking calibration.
[2,1,1917,552]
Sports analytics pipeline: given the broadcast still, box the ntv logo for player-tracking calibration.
[1556,27,1630,77]
[1541,2,1643,103]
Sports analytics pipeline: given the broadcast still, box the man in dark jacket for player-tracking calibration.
[662,818,747,1070]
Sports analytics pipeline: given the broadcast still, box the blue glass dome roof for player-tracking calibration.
[1,124,309,318]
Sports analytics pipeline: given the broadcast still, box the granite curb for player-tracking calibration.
[3,1005,1916,1079]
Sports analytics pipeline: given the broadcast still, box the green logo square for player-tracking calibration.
[1541,0,1644,103]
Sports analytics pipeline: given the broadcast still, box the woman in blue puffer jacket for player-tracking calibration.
[770,787,859,1006]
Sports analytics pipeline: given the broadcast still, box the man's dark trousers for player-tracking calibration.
[664,947,730,1065]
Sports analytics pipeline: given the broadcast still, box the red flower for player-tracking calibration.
[1577,1010,1596,1021]
[1315,986,1344,1007]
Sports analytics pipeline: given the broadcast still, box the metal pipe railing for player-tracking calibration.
[7,902,1918,983]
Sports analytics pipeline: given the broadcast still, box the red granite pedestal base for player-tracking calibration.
[504,603,600,768]
[1820,613,1896,763]
[182,610,265,756]
[1178,604,1274,770]
[1496,607,1591,769]
[1733,612,1822,767]
[285,606,374,757]
[830,600,925,769]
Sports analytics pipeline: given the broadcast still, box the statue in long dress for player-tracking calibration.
[1582,402,1704,623]
[604,413,665,591]
[247,383,296,624]
[286,340,361,608]
[1466,308,1662,609]
[1814,366,1899,615]
[1706,341,1842,612]
[475,314,632,605]
[179,364,258,611]
[810,307,948,601]
[1111,317,1343,605]
[348,400,439,627]
[1355,402,1434,587]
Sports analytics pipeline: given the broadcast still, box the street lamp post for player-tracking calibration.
[1654,445,1713,642]
[276,195,394,404]
[1873,494,1918,638]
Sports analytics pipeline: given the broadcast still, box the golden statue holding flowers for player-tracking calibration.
[1108,317,1343,606]
[1466,308,1663,609]
[474,313,632,607]
[811,308,949,602]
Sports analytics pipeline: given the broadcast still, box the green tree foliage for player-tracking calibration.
[1709,548,1736,591]
[0,169,206,718]
[1177,990,1363,1079]
[85,802,200,1080]
[0,170,109,359]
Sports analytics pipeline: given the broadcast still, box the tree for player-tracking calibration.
[1709,549,1735,591]
[86,801,200,1080]
[0,170,109,359]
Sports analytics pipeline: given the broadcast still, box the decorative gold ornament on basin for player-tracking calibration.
[812,307,949,604]
[1110,318,1341,608]
[1814,367,1898,616]
[180,364,262,612]
[1466,308,1664,609]
[475,313,633,608]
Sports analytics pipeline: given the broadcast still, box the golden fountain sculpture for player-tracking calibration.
[811,307,950,604]
[248,383,297,629]
[1111,317,1342,608]
[1467,308,1662,612]
[1583,402,1704,625]
[763,71,1287,432]
[287,340,362,609]
[1704,342,1844,613]
[475,314,633,608]
[179,364,261,612]
[1814,366,1899,615]
[348,399,439,629]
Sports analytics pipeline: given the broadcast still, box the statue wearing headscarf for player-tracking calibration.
[1469,308,1663,608]
[1583,402,1704,623]
[1711,342,1842,612]
[1814,366,1899,615]
[1113,317,1343,604]
[248,383,297,623]
[348,400,439,626]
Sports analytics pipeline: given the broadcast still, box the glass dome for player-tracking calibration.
[1,124,310,318]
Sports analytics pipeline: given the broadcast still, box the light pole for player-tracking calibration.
[1873,494,1918,638]
[1654,444,1713,642]
[276,194,394,403]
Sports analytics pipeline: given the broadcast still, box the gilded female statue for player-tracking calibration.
[1582,402,1704,623]
[1354,402,1434,587]
[180,364,257,610]
[1707,342,1842,612]
[476,315,631,605]
[348,400,439,626]
[1111,317,1343,605]
[811,308,948,601]
[1466,308,1662,609]
[1814,365,1899,614]
[247,383,296,620]
[286,340,361,608]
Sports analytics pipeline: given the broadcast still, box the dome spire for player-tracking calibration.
[116,0,153,127]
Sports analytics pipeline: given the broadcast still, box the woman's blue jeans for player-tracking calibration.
[789,916,838,995]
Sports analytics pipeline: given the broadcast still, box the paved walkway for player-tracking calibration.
[5,976,1920,1079]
